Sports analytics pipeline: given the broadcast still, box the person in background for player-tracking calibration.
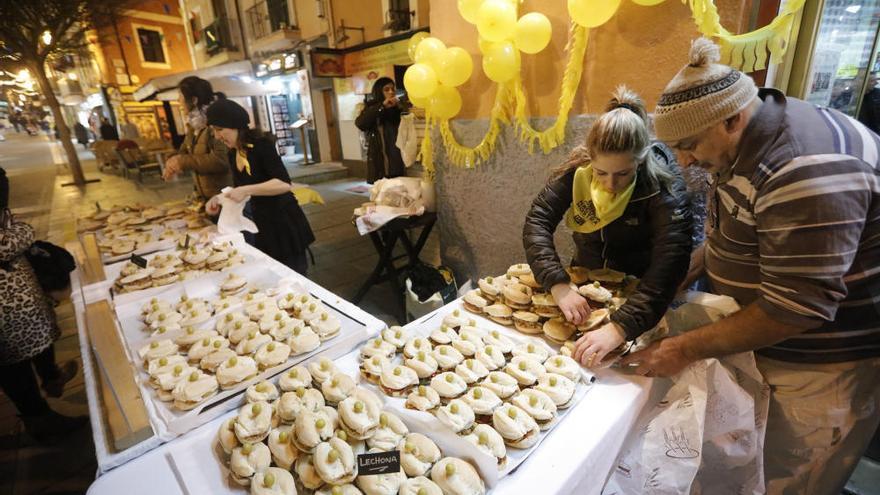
[0,167,85,442]
[204,98,315,274]
[858,71,880,134]
[120,117,140,141]
[73,121,89,149]
[355,77,406,183]
[523,86,693,367]
[625,38,880,495]
[161,76,231,202]
[98,117,118,141]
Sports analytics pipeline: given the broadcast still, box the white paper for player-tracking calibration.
[217,187,258,235]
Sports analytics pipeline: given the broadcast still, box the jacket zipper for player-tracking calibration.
[598,190,658,267]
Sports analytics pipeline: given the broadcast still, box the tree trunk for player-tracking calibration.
[30,62,86,187]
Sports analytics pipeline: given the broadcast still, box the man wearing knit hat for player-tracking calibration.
[623,38,880,494]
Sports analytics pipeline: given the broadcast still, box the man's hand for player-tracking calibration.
[383,96,399,108]
[162,155,182,181]
[620,337,693,377]
[551,283,591,326]
[573,321,626,368]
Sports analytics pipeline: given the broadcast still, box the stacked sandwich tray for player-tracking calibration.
[100,241,385,440]
[352,302,594,485]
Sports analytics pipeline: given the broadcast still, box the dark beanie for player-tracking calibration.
[0,167,8,210]
[206,98,249,129]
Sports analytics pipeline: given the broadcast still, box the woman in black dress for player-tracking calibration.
[204,98,315,274]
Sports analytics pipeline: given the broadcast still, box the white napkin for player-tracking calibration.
[217,187,258,235]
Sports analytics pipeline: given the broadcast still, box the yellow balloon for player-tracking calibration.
[404,64,439,98]
[409,94,430,109]
[430,85,462,120]
[438,47,473,87]
[632,0,665,5]
[407,32,429,62]
[458,0,483,23]
[568,0,622,28]
[478,37,494,54]
[414,37,447,69]
[482,41,520,82]
[514,12,552,54]
[476,0,517,43]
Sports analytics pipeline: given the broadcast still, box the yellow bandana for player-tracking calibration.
[236,150,251,176]
[565,165,636,233]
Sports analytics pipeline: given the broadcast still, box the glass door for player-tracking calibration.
[800,0,880,117]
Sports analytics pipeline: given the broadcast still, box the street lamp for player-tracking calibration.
[41,31,52,45]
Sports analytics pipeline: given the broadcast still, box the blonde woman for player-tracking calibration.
[523,86,693,369]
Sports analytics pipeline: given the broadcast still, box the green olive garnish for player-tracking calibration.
[241,443,253,455]
[263,471,275,488]
[189,371,199,382]
[508,408,517,419]
[446,463,456,476]
[450,403,459,414]
[473,388,483,399]
[315,418,326,429]
[353,401,364,413]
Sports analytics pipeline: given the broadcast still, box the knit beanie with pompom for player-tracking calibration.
[653,38,758,143]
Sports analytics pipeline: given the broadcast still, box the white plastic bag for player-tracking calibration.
[603,292,769,495]
[217,187,258,235]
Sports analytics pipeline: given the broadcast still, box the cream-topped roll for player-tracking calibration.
[146,309,182,327]
[153,363,196,392]
[235,331,273,356]
[464,424,507,465]
[311,312,341,341]
[293,409,335,453]
[227,320,259,345]
[505,355,546,386]
[474,345,506,371]
[174,327,217,349]
[200,348,237,372]
[380,326,408,350]
[399,432,441,477]
[315,484,362,495]
[253,341,291,370]
[170,370,217,410]
[432,345,465,371]
[245,381,279,403]
[406,385,441,412]
[267,426,299,470]
[481,371,520,399]
[360,355,390,383]
[245,300,273,322]
[229,441,271,486]
[478,277,501,301]
[211,294,240,314]
[455,359,490,384]
[215,355,258,389]
[218,418,239,455]
[179,308,212,328]
[137,339,179,363]
[511,389,558,430]
[511,342,551,362]
[149,323,181,339]
[403,336,433,359]
[278,365,311,391]
[367,411,409,451]
[267,318,295,342]
[277,387,325,423]
[147,354,187,377]
[379,365,419,397]
[442,309,467,329]
[458,327,485,346]
[404,351,439,379]
[429,372,467,400]
[429,325,459,345]
[361,337,397,360]
[430,457,486,495]
[216,312,248,336]
[308,358,338,386]
[294,454,325,490]
[481,329,515,354]
[400,476,444,495]
[186,336,229,363]
[462,289,489,314]
[435,399,475,433]
[578,282,613,303]
[543,354,582,383]
[321,372,356,406]
[251,467,296,495]
[297,301,324,323]
[314,437,357,485]
[286,325,321,355]
[235,401,273,443]
[356,450,405,495]
[535,372,577,409]
[451,337,481,358]
[492,404,540,449]
[258,311,291,333]
[461,386,502,416]
[338,394,381,440]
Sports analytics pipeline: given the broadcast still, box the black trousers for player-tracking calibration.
[0,346,59,416]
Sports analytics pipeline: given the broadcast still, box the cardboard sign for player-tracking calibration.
[130,253,148,268]
[357,450,400,476]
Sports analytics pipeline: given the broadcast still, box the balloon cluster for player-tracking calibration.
[403,33,473,119]
[459,0,552,83]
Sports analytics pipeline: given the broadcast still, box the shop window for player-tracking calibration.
[137,27,166,64]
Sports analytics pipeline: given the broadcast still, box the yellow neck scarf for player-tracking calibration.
[565,165,636,233]
[236,150,251,176]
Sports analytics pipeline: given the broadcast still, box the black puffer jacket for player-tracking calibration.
[523,143,693,340]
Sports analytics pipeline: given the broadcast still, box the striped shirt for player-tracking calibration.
[705,88,880,363]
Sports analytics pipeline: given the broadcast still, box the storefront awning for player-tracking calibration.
[133,60,258,102]
[152,76,281,101]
